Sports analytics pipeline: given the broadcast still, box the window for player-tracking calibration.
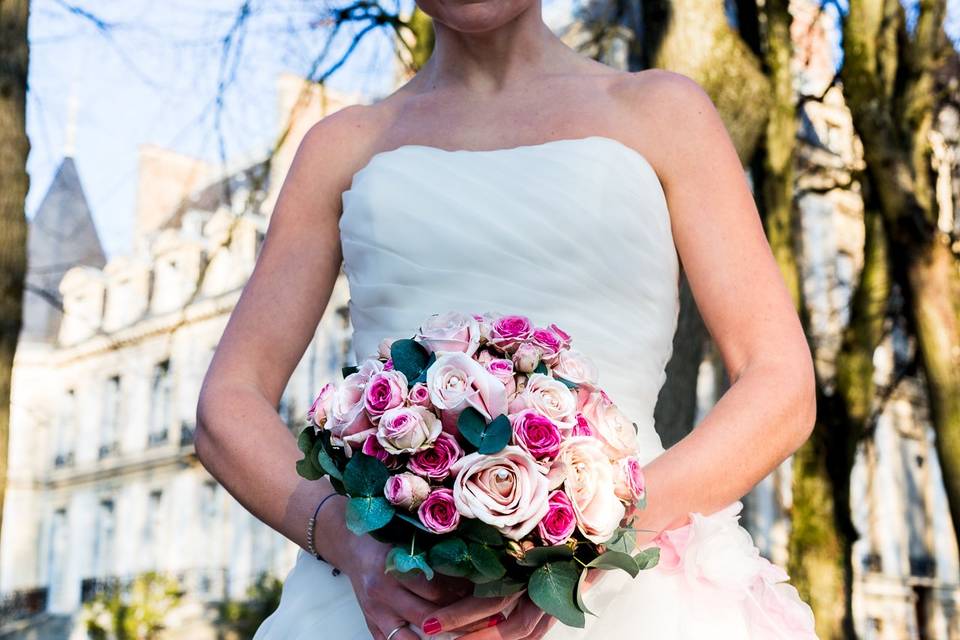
[148,360,172,446]
[144,490,163,568]
[92,500,115,577]
[54,389,76,467]
[100,375,121,458]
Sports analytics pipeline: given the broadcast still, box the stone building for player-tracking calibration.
[0,77,356,638]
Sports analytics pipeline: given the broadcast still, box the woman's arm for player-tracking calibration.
[194,110,360,558]
[626,70,817,538]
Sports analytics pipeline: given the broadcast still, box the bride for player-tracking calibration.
[195,0,820,637]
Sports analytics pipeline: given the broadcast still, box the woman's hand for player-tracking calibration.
[336,533,470,640]
[420,569,604,639]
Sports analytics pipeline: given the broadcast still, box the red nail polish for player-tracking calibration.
[423,618,442,634]
[487,613,506,627]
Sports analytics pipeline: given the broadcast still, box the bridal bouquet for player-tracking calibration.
[295,311,659,628]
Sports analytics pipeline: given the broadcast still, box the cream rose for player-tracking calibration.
[376,406,442,455]
[450,446,550,540]
[551,349,599,386]
[549,437,624,543]
[578,390,639,459]
[426,352,508,422]
[329,359,384,449]
[416,311,481,357]
[511,373,577,432]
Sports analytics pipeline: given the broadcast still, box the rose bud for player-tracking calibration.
[531,327,564,364]
[615,455,647,503]
[407,382,432,408]
[385,472,431,511]
[549,323,572,350]
[537,490,578,545]
[417,488,460,534]
[407,432,464,480]
[307,382,335,430]
[485,358,516,395]
[378,337,398,359]
[362,434,403,470]
[376,406,442,455]
[512,342,542,374]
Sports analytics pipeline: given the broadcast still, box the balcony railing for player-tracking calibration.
[80,576,122,604]
[0,587,48,624]
[53,451,75,468]
[97,441,119,460]
[147,428,169,448]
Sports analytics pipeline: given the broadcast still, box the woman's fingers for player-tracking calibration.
[398,572,471,604]
[458,596,545,640]
[522,612,557,639]
[371,613,421,640]
[422,592,523,635]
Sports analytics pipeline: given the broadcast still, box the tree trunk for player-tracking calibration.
[0,0,31,545]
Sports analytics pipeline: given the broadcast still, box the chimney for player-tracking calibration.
[135,145,212,241]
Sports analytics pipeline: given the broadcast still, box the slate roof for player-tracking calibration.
[21,157,106,343]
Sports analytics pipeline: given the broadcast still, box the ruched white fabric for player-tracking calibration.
[253,136,818,640]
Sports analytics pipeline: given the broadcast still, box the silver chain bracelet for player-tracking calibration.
[306,492,342,576]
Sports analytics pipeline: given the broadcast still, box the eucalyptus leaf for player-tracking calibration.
[345,496,394,535]
[459,519,504,546]
[390,339,430,381]
[342,453,390,497]
[295,457,322,481]
[457,408,511,455]
[555,376,578,389]
[635,495,648,510]
[297,427,316,454]
[468,543,506,582]
[516,544,574,567]
[575,567,597,616]
[533,362,549,376]
[342,365,359,379]
[603,527,637,554]
[528,561,585,628]
[634,547,660,571]
[315,442,342,481]
[412,352,437,385]
[474,577,527,598]
[586,550,640,578]
[427,538,474,578]
[395,512,432,533]
[385,546,435,581]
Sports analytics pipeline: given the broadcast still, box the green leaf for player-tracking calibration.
[385,546,435,581]
[468,543,506,582]
[533,361,549,376]
[342,365,359,379]
[603,527,637,554]
[390,339,430,381]
[427,538,474,578]
[555,376,578,389]
[395,512,432,533]
[586,550,640,578]
[575,567,597,616]
[516,544,574,567]
[634,547,660,571]
[297,427,316,454]
[528,561,585,628]
[342,453,390,497]
[345,496,394,535]
[413,352,437,385]
[457,409,511,455]
[315,442,342,481]
[295,457,322,480]
[459,519,504,547]
[474,577,527,598]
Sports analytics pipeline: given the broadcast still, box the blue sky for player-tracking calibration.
[25,0,960,259]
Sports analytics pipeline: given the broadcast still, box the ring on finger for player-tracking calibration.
[386,623,408,640]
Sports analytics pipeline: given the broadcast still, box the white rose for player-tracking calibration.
[551,349,599,386]
[512,373,577,432]
[550,437,624,544]
[426,352,508,422]
[416,311,481,357]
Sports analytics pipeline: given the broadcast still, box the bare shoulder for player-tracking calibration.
[608,69,736,190]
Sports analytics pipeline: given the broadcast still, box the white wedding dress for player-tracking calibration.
[253,135,818,639]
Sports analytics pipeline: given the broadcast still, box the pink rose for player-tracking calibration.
[307,382,335,429]
[363,370,408,421]
[614,456,646,503]
[416,311,481,357]
[407,382,432,408]
[578,390,638,459]
[362,434,403,470]
[485,359,516,395]
[450,446,550,540]
[376,406,442,455]
[426,352,508,423]
[549,437,624,543]
[572,413,594,438]
[511,373,577,432]
[407,432,464,480]
[418,488,460,534]
[383,359,394,371]
[511,342,542,374]
[510,409,563,460]
[531,327,564,364]
[488,315,534,351]
[549,323,572,349]
[537,490,577,545]
[385,472,431,511]
[551,350,599,386]
[378,337,398,359]
[329,359,383,449]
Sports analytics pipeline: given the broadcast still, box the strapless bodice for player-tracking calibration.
[338,135,680,464]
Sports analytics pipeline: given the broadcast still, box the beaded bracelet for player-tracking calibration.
[306,492,342,576]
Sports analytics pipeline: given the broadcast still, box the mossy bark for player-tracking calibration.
[0,0,31,541]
